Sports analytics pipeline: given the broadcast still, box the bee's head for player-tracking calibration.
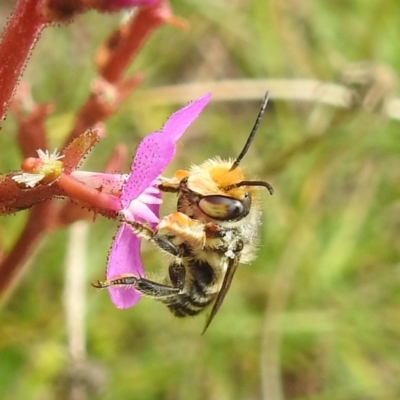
[193,159,254,221]
[177,92,273,222]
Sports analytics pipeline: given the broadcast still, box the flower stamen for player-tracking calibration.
[12,148,64,188]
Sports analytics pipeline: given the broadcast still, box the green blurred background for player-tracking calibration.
[1,1,400,399]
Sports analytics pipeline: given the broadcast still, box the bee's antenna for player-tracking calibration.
[230,91,270,172]
[225,180,274,195]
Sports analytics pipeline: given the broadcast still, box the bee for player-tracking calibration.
[95,92,273,333]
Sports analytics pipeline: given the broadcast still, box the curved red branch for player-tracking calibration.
[0,0,46,124]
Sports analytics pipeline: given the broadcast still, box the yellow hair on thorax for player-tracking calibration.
[187,157,255,200]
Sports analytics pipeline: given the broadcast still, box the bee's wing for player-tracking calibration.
[202,254,241,334]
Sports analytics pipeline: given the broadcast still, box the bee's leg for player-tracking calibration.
[93,260,186,298]
[122,219,181,257]
[93,275,181,298]
[133,212,231,254]
[157,212,212,248]
[203,222,226,239]
[157,212,236,251]
[154,235,181,256]
[122,219,154,241]
[168,262,186,290]
[204,224,244,258]
[157,176,181,193]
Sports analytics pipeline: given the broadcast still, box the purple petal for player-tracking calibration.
[121,136,173,208]
[106,93,211,309]
[107,223,144,308]
[121,201,159,224]
[163,93,212,141]
[121,93,211,208]
[147,195,160,230]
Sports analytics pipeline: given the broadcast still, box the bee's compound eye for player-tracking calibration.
[198,195,250,221]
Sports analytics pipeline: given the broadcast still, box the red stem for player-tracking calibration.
[0,0,46,123]
[100,1,169,83]
[0,203,51,297]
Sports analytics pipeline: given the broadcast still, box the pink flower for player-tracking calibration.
[106,93,211,308]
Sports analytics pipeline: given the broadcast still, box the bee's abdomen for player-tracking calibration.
[167,296,212,317]
[165,259,217,318]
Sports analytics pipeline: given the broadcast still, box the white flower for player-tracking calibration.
[12,149,64,188]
